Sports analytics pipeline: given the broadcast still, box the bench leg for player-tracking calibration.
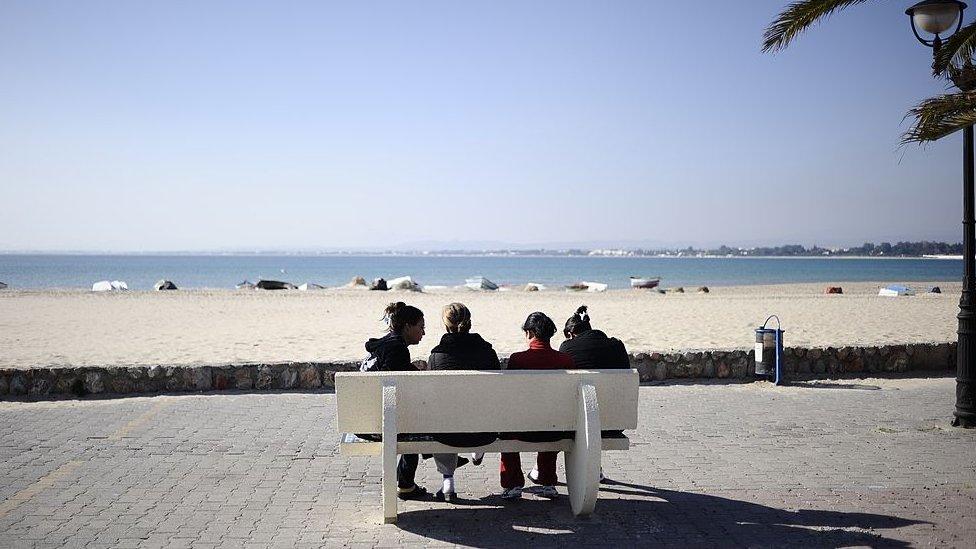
[381,382,398,524]
[565,382,601,516]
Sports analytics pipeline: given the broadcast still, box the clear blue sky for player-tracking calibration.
[0,1,967,251]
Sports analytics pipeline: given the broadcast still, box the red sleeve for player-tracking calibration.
[561,352,576,370]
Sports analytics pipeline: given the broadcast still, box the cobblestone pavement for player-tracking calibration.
[0,378,973,548]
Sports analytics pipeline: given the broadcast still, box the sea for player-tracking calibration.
[0,254,964,290]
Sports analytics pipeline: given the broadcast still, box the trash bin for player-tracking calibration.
[755,315,785,385]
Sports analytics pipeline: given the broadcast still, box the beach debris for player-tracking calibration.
[0,282,7,290]
[930,286,942,294]
[388,276,421,291]
[879,285,915,297]
[236,280,256,290]
[629,276,661,289]
[664,287,684,294]
[255,279,297,290]
[825,286,843,294]
[370,278,388,291]
[566,282,588,291]
[154,280,178,291]
[697,286,710,294]
[347,276,368,288]
[92,280,128,292]
[524,282,545,292]
[465,276,499,291]
[299,283,326,291]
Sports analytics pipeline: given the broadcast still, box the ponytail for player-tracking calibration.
[384,302,424,335]
[563,305,591,338]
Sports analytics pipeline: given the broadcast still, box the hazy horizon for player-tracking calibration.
[1,1,967,251]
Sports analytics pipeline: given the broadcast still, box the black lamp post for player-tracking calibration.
[907,0,976,428]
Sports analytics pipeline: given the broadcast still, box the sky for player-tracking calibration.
[0,0,969,251]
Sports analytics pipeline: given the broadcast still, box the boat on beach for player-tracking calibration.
[465,276,499,291]
[630,276,661,289]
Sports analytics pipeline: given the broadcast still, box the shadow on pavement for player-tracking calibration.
[396,479,925,547]
[786,381,883,391]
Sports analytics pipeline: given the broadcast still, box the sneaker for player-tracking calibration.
[397,484,429,501]
[599,470,610,484]
[537,485,558,499]
[436,477,456,503]
[527,468,543,485]
[500,487,522,500]
[470,452,484,466]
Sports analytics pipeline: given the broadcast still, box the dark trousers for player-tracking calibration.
[397,454,419,489]
[499,451,558,489]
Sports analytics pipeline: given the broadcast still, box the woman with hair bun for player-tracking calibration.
[426,302,500,502]
[360,302,428,499]
[498,311,575,501]
[559,305,630,370]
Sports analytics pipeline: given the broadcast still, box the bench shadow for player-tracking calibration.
[785,381,883,391]
[396,479,925,547]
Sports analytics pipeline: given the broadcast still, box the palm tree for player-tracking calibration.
[763,0,976,143]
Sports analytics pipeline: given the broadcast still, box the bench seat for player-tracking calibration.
[338,432,630,457]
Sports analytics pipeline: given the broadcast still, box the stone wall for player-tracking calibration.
[0,342,956,399]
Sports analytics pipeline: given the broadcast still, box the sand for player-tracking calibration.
[0,281,960,369]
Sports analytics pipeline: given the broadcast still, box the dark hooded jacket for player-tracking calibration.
[426,332,500,447]
[558,329,630,369]
[362,332,415,372]
[427,332,501,371]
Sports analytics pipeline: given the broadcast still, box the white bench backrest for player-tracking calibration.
[336,369,638,434]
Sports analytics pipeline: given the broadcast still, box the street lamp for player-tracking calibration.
[906,0,976,429]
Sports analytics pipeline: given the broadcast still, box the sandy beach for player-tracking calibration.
[0,281,959,370]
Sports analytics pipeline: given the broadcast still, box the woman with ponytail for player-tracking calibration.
[361,302,428,499]
[558,305,630,370]
[426,303,500,502]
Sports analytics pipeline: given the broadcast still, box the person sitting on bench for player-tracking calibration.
[426,302,501,502]
[559,304,630,482]
[360,301,429,500]
[499,312,576,500]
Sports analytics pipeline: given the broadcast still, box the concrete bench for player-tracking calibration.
[335,369,639,523]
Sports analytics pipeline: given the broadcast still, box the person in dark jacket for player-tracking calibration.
[360,302,429,500]
[499,312,576,501]
[558,305,630,369]
[559,304,630,483]
[427,303,500,502]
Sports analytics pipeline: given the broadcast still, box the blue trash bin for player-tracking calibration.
[755,315,785,385]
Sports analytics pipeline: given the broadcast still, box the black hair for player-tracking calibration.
[384,302,423,334]
[563,305,591,338]
[521,311,557,341]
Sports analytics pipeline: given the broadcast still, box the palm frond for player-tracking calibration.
[933,21,976,76]
[902,91,976,143]
[762,0,871,53]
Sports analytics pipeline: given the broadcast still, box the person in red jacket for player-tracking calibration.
[499,312,576,500]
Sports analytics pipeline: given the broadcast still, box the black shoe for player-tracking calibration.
[397,485,429,501]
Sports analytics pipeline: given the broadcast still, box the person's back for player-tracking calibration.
[428,331,500,371]
[558,305,630,369]
[558,329,629,369]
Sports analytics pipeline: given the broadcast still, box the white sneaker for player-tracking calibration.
[500,486,522,500]
[538,485,558,499]
[471,452,484,466]
[527,468,541,485]
[437,477,456,502]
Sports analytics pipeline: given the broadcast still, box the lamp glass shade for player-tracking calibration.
[912,2,963,34]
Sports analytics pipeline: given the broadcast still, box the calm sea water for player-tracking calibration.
[0,254,963,290]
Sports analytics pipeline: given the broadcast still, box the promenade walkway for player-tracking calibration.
[0,378,973,548]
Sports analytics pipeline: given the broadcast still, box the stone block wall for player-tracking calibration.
[0,342,956,399]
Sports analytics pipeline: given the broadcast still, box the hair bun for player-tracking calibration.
[576,305,588,320]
